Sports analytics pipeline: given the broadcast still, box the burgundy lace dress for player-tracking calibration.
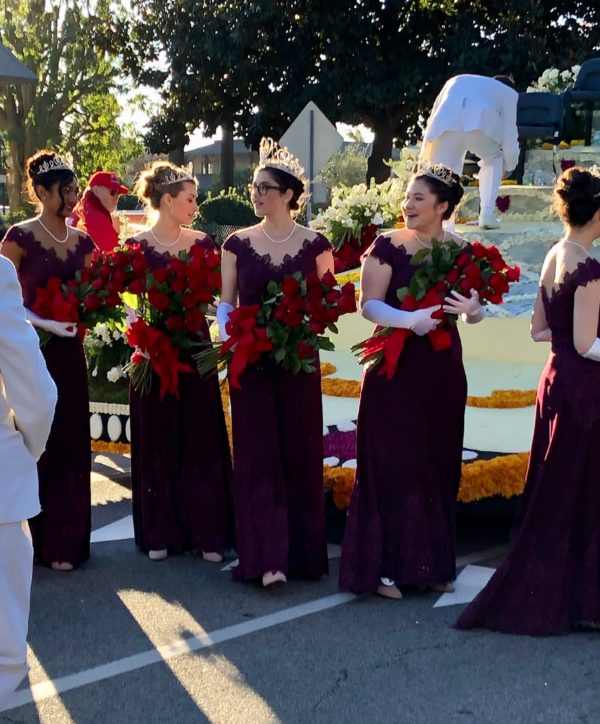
[1,224,93,568]
[128,238,234,555]
[339,236,467,593]
[456,258,600,635]
[222,233,331,582]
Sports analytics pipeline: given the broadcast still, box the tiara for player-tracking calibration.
[158,163,196,187]
[34,155,73,177]
[417,163,457,187]
[258,137,307,184]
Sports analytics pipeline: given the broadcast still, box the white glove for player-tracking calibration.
[443,289,485,323]
[361,299,441,336]
[583,338,600,361]
[216,302,234,341]
[26,309,77,337]
[531,328,552,343]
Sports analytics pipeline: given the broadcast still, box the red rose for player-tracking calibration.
[465,263,481,278]
[171,277,186,293]
[152,268,169,284]
[127,278,146,295]
[506,266,520,282]
[321,271,337,289]
[166,314,184,330]
[83,293,101,310]
[281,277,300,296]
[490,257,505,272]
[456,252,471,268]
[445,268,459,284]
[471,243,486,259]
[92,277,104,290]
[459,278,473,292]
[297,341,315,359]
[111,251,128,268]
[147,288,171,311]
[132,256,149,275]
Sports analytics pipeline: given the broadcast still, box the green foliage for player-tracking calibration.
[197,189,258,227]
[0,0,133,210]
[315,145,369,193]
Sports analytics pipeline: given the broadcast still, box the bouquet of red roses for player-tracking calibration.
[195,271,356,389]
[30,243,149,345]
[352,239,520,379]
[123,244,222,398]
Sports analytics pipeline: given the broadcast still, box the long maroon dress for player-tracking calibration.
[456,258,600,635]
[339,236,467,593]
[1,225,93,568]
[222,233,331,582]
[128,238,234,555]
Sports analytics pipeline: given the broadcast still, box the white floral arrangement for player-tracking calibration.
[527,65,581,94]
[84,323,131,385]
[309,177,405,244]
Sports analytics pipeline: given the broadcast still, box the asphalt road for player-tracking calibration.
[2,454,599,724]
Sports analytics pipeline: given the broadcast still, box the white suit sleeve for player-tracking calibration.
[500,90,520,173]
[0,257,57,460]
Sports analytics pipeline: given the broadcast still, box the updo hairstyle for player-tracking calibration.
[26,150,76,208]
[553,166,600,226]
[413,167,464,220]
[134,161,198,210]
[262,166,305,211]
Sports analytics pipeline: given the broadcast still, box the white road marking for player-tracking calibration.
[3,593,355,712]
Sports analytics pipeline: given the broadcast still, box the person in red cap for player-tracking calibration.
[72,171,129,251]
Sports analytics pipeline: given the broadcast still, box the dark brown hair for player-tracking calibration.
[262,167,305,211]
[26,150,76,211]
[413,169,464,220]
[554,166,600,226]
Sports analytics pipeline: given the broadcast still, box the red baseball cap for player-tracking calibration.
[89,171,129,195]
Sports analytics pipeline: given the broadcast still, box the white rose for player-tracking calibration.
[549,68,559,79]
[572,65,581,75]
[561,70,571,81]
[106,366,123,383]
[371,212,384,226]
[541,69,550,79]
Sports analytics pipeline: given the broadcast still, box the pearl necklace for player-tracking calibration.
[561,238,590,256]
[37,215,69,244]
[414,230,448,249]
[261,221,297,244]
[150,226,182,247]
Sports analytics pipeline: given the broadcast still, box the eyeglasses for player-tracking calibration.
[109,189,119,197]
[248,182,284,197]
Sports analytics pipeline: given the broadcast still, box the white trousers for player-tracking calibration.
[0,521,33,711]
[423,130,504,219]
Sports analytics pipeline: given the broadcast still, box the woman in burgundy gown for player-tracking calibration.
[339,165,484,599]
[456,167,600,635]
[1,150,93,571]
[127,161,234,562]
[218,138,332,586]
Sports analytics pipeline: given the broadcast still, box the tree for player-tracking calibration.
[0,0,131,211]
[121,0,316,188]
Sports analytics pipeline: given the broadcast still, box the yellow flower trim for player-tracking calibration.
[91,440,131,455]
[322,378,361,397]
[334,269,361,286]
[320,362,337,377]
[324,465,355,510]
[466,389,537,408]
[320,374,537,409]
[325,452,530,510]
[457,452,529,503]
[500,179,518,186]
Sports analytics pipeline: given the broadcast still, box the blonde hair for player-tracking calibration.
[134,161,198,210]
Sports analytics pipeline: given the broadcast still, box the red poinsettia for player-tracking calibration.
[353,239,520,379]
